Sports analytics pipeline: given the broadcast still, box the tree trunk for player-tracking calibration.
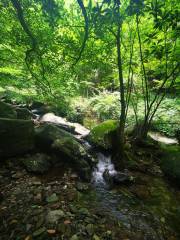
[115,20,126,170]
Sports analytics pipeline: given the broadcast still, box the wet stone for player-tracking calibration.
[46,209,64,224]
[78,208,90,216]
[33,193,43,204]
[93,234,101,240]
[86,223,94,236]
[46,193,59,203]
[32,227,46,237]
[70,234,79,240]
[76,182,89,192]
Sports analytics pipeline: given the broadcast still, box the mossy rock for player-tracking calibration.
[0,101,17,119]
[88,120,119,150]
[160,145,180,185]
[0,118,34,157]
[35,123,93,181]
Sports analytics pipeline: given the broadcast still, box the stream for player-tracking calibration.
[90,153,164,239]
[38,112,180,239]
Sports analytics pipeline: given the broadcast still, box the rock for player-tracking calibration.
[72,122,90,136]
[78,208,90,216]
[46,210,64,223]
[32,181,42,186]
[46,193,59,203]
[40,112,90,137]
[76,182,89,192]
[24,235,32,240]
[70,234,79,240]
[15,107,32,120]
[41,113,75,133]
[0,101,17,119]
[86,223,94,236]
[70,173,79,179]
[88,120,119,150]
[33,227,46,237]
[47,229,56,235]
[113,171,132,185]
[103,169,114,186]
[69,205,78,213]
[34,193,43,204]
[57,222,72,236]
[103,230,112,239]
[103,169,132,185]
[36,215,45,228]
[22,153,51,173]
[64,219,71,224]
[11,171,24,179]
[148,131,178,145]
[35,123,93,181]
[0,118,34,158]
[93,234,101,240]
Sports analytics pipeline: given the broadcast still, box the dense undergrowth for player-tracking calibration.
[1,87,179,138]
[68,91,180,137]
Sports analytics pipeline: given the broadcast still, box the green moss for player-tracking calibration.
[88,120,119,149]
[91,120,119,137]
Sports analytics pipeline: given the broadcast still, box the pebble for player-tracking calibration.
[46,209,64,223]
[46,193,59,203]
[86,223,94,236]
[70,234,79,240]
[32,227,46,237]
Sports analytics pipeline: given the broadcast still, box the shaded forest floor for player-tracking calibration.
[0,151,180,240]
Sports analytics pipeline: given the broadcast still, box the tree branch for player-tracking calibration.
[73,0,89,66]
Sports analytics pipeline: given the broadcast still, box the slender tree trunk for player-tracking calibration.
[116,17,126,169]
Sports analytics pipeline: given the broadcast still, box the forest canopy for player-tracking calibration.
[0,0,179,141]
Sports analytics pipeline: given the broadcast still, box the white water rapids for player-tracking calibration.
[92,152,117,186]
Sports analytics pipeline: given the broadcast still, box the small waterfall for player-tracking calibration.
[90,153,163,239]
[92,152,117,186]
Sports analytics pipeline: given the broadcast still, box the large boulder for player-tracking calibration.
[88,120,119,150]
[0,101,17,119]
[40,113,75,133]
[40,113,90,137]
[0,118,34,157]
[35,123,93,181]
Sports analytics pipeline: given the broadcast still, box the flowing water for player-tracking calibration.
[89,152,179,239]
[92,152,117,186]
